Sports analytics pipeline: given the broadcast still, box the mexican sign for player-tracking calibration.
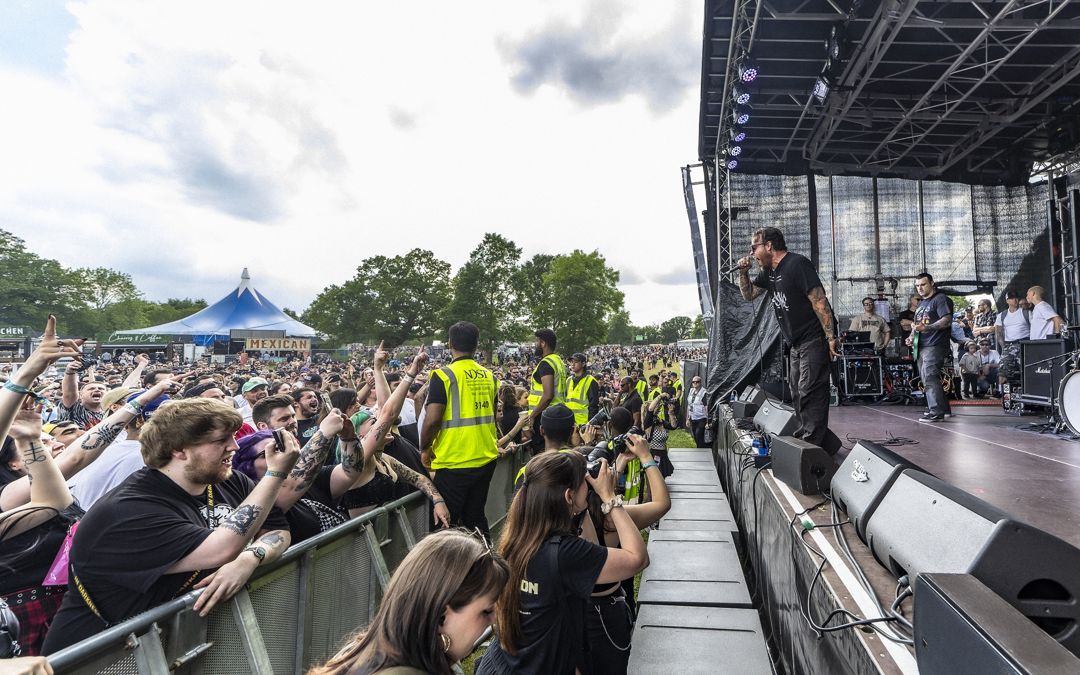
[244,337,311,351]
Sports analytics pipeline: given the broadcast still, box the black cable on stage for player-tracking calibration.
[845,430,918,447]
[787,500,914,645]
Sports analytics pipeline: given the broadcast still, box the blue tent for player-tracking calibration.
[113,269,318,345]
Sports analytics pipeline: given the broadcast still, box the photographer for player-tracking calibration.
[642,392,677,477]
[580,433,671,675]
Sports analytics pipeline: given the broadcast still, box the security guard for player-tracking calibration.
[646,374,662,402]
[565,352,599,425]
[632,367,648,400]
[421,320,499,536]
[527,328,567,447]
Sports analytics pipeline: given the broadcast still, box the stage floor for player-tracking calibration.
[829,404,1080,549]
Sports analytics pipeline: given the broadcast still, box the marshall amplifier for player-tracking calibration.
[840,356,883,397]
[1019,339,1066,406]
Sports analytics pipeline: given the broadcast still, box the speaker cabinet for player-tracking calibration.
[769,436,837,495]
[915,574,1080,674]
[753,398,798,437]
[730,400,758,418]
[831,440,929,541]
[865,470,1080,656]
[1020,339,1066,406]
[840,356,883,397]
[739,385,769,407]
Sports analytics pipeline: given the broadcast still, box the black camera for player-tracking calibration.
[586,409,610,427]
[610,425,643,454]
[586,445,615,479]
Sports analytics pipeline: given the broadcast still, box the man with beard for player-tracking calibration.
[57,362,107,430]
[526,328,567,448]
[42,398,299,653]
[737,227,838,447]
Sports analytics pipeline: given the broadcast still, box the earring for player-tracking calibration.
[440,633,452,654]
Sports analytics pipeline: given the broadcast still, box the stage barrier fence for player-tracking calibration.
[47,448,527,675]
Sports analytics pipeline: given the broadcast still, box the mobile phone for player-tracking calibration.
[271,429,288,453]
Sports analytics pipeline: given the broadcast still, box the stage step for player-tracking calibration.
[638,529,751,608]
[628,605,772,675]
[658,495,737,532]
[667,483,724,494]
[664,468,722,488]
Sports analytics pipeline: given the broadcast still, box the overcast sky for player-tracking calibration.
[0,0,703,326]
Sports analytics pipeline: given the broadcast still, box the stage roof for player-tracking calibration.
[114,269,318,341]
[699,0,1080,185]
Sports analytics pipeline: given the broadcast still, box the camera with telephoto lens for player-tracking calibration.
[586,409,610,427]
[585,425,643,478]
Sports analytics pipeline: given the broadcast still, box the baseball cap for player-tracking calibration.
[570,352,587,363]
[241,377,269,393]
[102,387,139,410]
[125,390,171,419]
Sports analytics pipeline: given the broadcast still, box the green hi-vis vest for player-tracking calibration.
[528,354,568,411]
[429,359,499,470]
[566,375,597,425]
[635,379,647,399]
[648,386,662,401]
[623,458,642,502]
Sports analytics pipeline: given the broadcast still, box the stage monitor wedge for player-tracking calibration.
[769,436,837,496]
[865,470,1080,656]
[731,385,768,418]
[752,398,798,437]
[831,440,929,542]
[915,574,1080,675]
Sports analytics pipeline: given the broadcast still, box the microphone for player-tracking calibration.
[720,264,749,275]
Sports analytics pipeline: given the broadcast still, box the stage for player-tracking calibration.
[827,404,1080,550]
[714,402,1080,675]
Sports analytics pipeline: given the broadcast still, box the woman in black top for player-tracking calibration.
[579,435,672,675]
[478,452,649,675]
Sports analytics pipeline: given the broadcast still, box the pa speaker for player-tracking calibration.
[831,440,929,541]
[914,574,1080,674]
[730,400,758,418]
[769,436,837,496]
[865,470,1080,656]
[753,398,798,437]
[739,385,768,407]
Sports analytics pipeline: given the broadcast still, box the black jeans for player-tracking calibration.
[432,460,496,538]
[584,591,634,675]
[789,336,831,447]
[690,418,708,447]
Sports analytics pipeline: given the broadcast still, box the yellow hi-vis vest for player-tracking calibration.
[635,379,647,399]
[565,374,597,425]
[429,359,499,470]
[528,353,568,411]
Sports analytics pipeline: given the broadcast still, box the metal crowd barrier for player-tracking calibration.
[48,448,527,675]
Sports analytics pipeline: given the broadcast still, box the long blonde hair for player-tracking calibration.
[308,529,508,675]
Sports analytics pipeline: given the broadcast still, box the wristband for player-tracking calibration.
[432,498,445,505]
[402,373,415,383]
[641,461,659,471]
[3,381,31,396]
[266,470,288,479]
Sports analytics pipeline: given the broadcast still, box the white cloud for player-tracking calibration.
[0,0,704,324]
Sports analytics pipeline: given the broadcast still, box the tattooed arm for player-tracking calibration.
[360,346,429,462]
[166,433,300,574]
[382,455,443,503]
[808,286,840,357]
[191,528,291,616]
[0,406,73,536]
[738,264,765,301]
[275,409,345,511]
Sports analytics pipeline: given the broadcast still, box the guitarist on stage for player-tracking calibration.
[906,273,954,423]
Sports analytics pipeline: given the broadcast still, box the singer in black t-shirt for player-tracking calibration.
[737,227,838,448]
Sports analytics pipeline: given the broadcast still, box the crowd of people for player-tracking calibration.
[0,316,705,674]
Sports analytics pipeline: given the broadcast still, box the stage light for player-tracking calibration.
[729,145,743,156]
[732,105,751,126]
[733,85,751,105]
[827,22,848,61]
[730,129,747,143]
[812,70,832,104]
[738,59,758,83]
[727,158,739,170]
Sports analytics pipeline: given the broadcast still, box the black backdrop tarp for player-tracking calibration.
[706,282,783,404]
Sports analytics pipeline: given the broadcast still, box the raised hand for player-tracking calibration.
[23,315,84,380]
[319,408,345,437]
[373,341,389,369]
[412,345,429,372]
[265,430,301,474]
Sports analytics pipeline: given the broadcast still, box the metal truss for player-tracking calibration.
[711,0,763,280]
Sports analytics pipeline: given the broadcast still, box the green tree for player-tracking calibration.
[659,316,693,343]
[446,234,523,358]
[75,267,141,311]
[143,298,208,326]
[691,314,707,339]
[0,230,85,328]
[515,253,557,330]
[538,250,625,354]
[606,310,634,345]
[303,249,452,347]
